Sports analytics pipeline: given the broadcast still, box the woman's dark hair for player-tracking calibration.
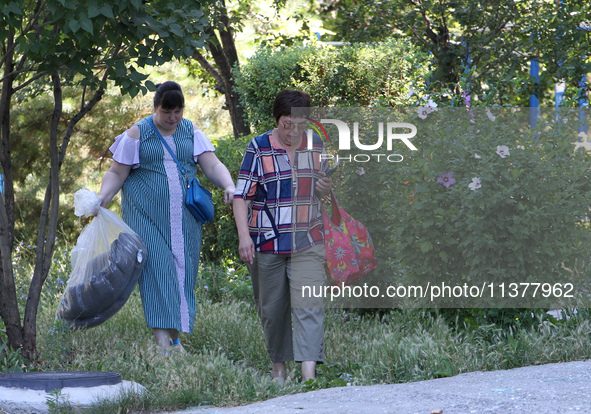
[154,81,185,110]
[273,89,311,124]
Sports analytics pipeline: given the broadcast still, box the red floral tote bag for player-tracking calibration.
[323,190,378,286]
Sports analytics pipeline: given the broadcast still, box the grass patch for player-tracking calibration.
[3,242,591,412]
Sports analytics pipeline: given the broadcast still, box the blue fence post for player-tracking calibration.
[530,58,540,128]
[579,75,588,136]
[577,22,590,136]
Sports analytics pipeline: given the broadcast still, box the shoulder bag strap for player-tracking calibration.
[147,116,187,178]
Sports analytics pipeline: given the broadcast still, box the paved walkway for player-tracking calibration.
[2,360,589,413]
[171,360,591,414]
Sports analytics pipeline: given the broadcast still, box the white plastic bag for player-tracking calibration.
[56,189,147,329]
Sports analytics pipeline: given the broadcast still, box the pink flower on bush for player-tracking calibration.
[462,92,471,107]
[462,91,475,123]
[468,177,482,191]
[437,172,456,188]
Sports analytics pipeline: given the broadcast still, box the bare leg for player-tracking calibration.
[301,361,316,382]
[272,362,286,380]
[169,329,179,342]
[152,328,172,350]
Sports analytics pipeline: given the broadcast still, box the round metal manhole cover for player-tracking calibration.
[0,371,121,392]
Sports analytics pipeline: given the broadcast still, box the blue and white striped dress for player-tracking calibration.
[109,116,214,333]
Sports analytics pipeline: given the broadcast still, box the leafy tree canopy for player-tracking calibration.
[318,0,591,106]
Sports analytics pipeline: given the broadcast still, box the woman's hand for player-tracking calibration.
[315,172,332,198]
[238,236,255,265]
[224,185,236,205]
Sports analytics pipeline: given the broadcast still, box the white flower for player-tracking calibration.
[486,108,496,122]
[578,131,588,140]
[574,141,591,151]
[418,107,429,119]
[425,98,438,112]
[356,167,365,176]
[475,153,482,159]
[418,99,438,119]
[407,87,415,98]
[469,177,481,191]
[496,145,510,158]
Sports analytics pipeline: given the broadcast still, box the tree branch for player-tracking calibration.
[23,70,62,359]
[192,49,226,94]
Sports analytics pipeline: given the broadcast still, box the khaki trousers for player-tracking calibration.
[248,244,325,363]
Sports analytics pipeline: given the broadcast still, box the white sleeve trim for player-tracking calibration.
[109,131,140,169]
[193,127,215,162]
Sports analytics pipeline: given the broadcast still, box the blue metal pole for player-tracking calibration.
[530,58,540,128]
[579,75,588,135]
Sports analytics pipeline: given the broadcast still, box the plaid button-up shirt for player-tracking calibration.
[234,131,327,254]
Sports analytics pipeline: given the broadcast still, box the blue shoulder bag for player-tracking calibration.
[148,117,214,224]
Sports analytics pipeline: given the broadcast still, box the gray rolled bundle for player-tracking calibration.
[56,232,147,329]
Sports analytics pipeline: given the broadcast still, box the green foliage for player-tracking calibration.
[322,0,591,106]
[437,308,547,333]
[197,263,253,303]
[234,39,429,131]
[396,108,589,291]
[45,389,75,414]
[0,343,28,373]
[3,0,210,97]
[330,101,591,309]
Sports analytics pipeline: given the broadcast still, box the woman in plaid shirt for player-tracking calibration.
[233,90,332,384]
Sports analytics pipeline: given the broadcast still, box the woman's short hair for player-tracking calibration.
[154,81,185,110]
[273,89,311,123]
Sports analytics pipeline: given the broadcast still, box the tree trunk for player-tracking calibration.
[20,76,105,362]
[205,28,250,139]
[0,30,24,354]
[19,72,61,361]
[192,0,250,139]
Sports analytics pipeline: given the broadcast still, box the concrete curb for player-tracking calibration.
[0,380,146,414]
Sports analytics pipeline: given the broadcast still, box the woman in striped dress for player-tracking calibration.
[98,81,234,352]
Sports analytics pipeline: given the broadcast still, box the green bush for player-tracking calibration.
[396,108,589,289]
[332,104,591,309]
[206,39,427,264]
[234,39,429,132]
